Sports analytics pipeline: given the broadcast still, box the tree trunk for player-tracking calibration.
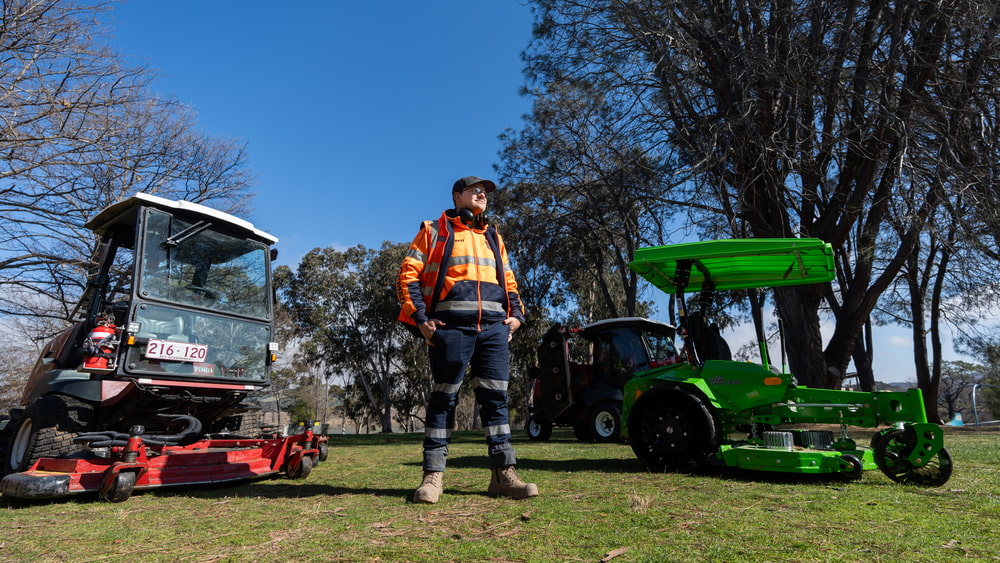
[748,290,769,367]
[852,320,875,391]
[773,284,828,388]
[925,249,951,424]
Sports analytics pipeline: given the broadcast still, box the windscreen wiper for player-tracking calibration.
[161,220,212,248]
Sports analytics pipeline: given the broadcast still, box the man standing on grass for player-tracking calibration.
[397,175,538,504]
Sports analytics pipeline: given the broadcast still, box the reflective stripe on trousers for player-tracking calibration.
[422,321,517,471]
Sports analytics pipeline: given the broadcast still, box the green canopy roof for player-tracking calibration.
[629,238,835,294]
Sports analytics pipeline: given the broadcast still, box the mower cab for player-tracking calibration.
[527,318,679,442]
[623,238,953,486]
[0,194,326,501]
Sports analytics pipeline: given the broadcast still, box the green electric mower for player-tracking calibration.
[623,238,953,486]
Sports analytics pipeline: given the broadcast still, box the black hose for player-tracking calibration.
[74,414,204,448]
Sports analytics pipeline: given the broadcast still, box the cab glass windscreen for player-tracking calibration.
[139,209,271,320]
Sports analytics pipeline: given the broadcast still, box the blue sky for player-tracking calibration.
[107,1,536,265]
[103,1,952,384]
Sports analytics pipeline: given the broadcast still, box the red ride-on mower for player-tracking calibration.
[526,318,679,443]
[0,194,328,502]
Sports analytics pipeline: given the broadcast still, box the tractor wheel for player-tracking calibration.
[525,411,552,441]
[101,471,136,503]
[627,387,719,473]
[317,441,329,463]
[288,455,314,480]
[0,413,18,476]
[237,411,263,438]
[872,428,953,487]
[2,395,91,475]
[589,402,621,443]
[572,419,592,442]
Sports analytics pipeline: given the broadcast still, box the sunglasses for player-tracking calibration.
[462,185,488,195]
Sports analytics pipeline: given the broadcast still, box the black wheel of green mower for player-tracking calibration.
[627,387,719,473]
[525,411,552,441]
[589,402,621,443]
[839,454,864,481]
[101,471,136,503]
[288,455,314,479]
[873,428,953,486]
[2,395,91,475]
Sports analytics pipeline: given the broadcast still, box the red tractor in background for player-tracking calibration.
[526,318,680,443]
[0,193,326,502]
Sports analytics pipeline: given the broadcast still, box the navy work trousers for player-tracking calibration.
[422,321,517,472]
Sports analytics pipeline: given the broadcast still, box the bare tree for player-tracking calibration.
[0,1,254,336]
[936,360,983,423]
[0,315,58,410]
[496,77,676,323]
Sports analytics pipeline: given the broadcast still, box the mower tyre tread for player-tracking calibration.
[4,395,92,475]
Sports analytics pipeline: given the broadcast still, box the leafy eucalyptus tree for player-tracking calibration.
[277,242,427,433]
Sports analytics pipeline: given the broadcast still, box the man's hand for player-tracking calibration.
[419,319,447,346]
[503,317,522,341]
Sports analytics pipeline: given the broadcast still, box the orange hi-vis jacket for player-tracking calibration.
[397,210,525,333]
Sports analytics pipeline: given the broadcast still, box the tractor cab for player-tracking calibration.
[527,317,678,443]
[3,193,280,475]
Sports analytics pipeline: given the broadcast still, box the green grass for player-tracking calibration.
[1,427,997,562]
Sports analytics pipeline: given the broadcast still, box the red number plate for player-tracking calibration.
[146,339,209,362]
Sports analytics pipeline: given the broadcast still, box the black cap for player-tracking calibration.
[452,176,497,194]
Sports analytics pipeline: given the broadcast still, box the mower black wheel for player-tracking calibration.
[2,395,91,475]
[627,387,719,473]
[102,471,136,503]
[525,411,552,441]
[317,441,329,463]
[869,428,894,450]
[288,455,314,479]
[873,428,953,487]
[838,454,864,481]
[589,402,621,443]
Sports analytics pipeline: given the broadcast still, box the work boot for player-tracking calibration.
[413,471,443,504]
[488,465,539,499]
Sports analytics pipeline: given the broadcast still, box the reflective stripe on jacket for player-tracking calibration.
[397,210,524,332]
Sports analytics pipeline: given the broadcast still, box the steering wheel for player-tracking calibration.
[183,285,217,301]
